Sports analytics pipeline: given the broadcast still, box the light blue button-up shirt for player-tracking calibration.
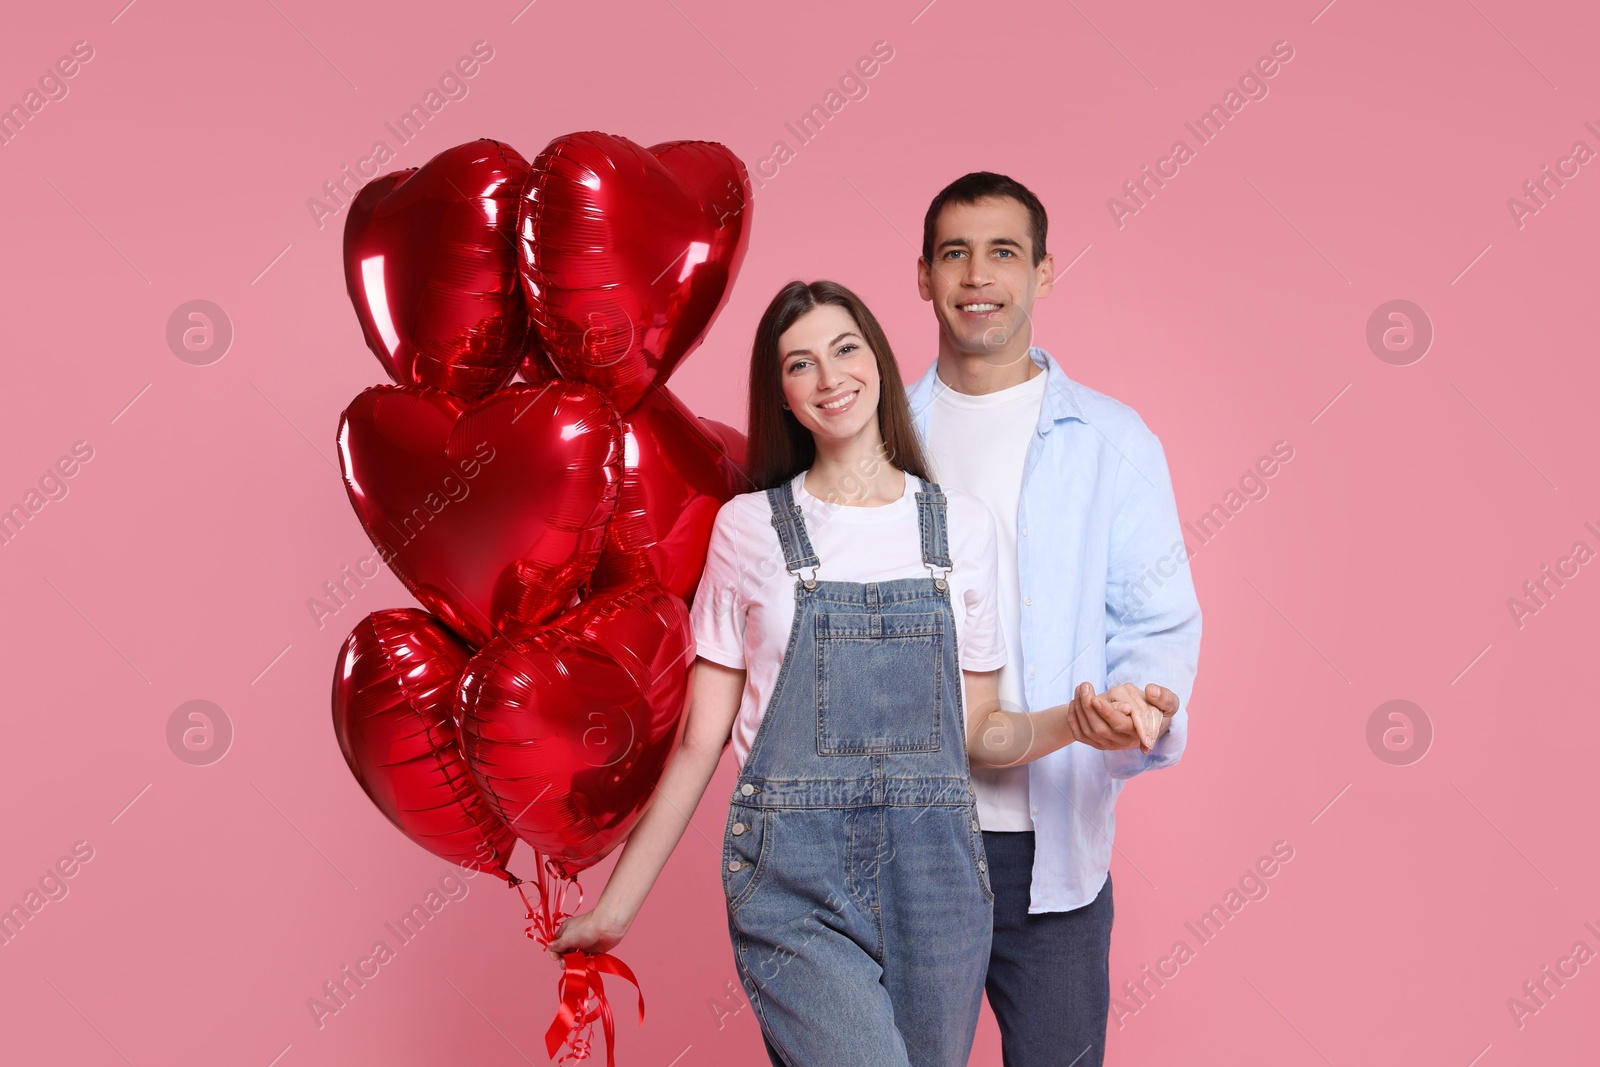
[907,346,1202,913]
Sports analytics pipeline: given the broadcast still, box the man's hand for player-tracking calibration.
[1069,682,1181,753]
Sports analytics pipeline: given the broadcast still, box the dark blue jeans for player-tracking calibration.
[984,831,1114,1067]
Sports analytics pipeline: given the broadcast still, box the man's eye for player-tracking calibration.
[996,249,1014,258]
[944,250,965,260]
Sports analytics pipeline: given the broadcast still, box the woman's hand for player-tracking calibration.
[545,908,628,964]
[1068,682,1171,752]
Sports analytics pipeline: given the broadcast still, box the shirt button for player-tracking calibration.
[732,822,747,836]
[740,783,756,796]
[977,860,987,872]
[970,818,980,832]
[1024,597,1032,606]
[1028,667,1036,676]
[727,861,744,872]
[1031,807,1039,815]
[1022,527,1029,536]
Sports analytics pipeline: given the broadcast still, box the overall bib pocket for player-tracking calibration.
[723,803,772,913]
[813,611,944,755]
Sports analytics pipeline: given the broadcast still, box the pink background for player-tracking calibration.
[3,0,1597,1064]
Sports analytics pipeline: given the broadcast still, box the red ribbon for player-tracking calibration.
[548,950,645,1067]
[513,857,645,1067]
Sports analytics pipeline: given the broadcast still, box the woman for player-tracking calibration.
[549,280,1139,1066]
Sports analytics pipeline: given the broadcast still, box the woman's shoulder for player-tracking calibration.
[723,482,783,513]
[714,484,784,535]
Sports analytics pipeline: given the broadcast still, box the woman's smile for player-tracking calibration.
[815,389,859,415]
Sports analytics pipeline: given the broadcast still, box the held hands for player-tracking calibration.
[545,907,629,965]
[1068,682,1179,754]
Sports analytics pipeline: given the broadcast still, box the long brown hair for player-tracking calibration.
[746,280,932,491]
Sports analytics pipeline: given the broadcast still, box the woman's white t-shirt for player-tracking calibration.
[688,469,1007,769]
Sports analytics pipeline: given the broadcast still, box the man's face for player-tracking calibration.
[917,196,1054,362]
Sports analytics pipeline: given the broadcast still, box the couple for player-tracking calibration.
[550,172,1203,1066]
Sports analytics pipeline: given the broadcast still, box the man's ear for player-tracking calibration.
[916,257,933,301]
[1036,251,1058,298]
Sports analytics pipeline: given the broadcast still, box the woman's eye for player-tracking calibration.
[836,344,857,356]
[787,359,812,374]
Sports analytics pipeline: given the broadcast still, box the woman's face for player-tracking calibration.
[776,303,882,446]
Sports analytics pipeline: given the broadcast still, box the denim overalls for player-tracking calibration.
[722,473,994,1067]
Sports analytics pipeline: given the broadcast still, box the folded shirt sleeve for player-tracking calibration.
[687,499,748,669]
[955,494,1007,672]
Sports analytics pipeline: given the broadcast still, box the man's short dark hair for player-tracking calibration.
[921,172,1048,266]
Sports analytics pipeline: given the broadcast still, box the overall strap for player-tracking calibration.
[767,477,821,585]
[913,475,954,575]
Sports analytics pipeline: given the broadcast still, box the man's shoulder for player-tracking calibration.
[1034,355,1173,495]
[1047,361,1156,443]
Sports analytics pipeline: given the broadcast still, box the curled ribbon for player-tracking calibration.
[513,856,645,1067]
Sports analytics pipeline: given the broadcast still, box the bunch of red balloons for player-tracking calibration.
[327,132,751,1061]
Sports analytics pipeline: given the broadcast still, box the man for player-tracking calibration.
[907,172,1202,1066]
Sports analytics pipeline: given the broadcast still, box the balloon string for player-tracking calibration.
[513,855,644,1067]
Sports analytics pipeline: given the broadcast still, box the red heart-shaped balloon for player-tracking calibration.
[519,132,752,413]
[344,139,537,399]
[338,381,622,647]
[332,608,518,879]
[589,386,748,602]
[695,414,748,475]
[456,581,693,876]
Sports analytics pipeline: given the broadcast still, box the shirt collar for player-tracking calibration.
[908,346,1087,433]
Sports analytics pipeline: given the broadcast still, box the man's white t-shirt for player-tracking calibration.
[923,365,1049,831]
[689,469,1007,769]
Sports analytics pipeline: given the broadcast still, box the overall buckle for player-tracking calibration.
[790,563,819,591]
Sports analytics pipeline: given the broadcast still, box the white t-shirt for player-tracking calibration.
[924,365,1049,831]
[689,469,1007,769]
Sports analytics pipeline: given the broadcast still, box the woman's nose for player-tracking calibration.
[815,355,844,390]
